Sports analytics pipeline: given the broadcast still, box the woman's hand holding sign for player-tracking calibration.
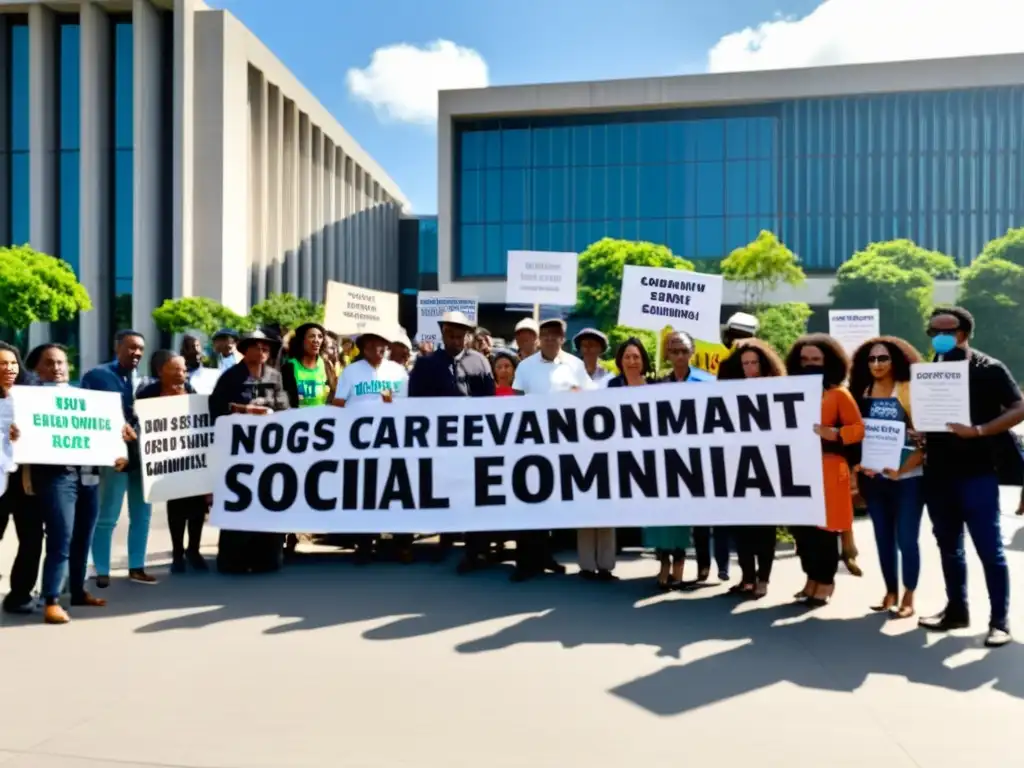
[8,423,18,442]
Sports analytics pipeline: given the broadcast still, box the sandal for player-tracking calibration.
[728,583,754,595]
[871,593,898,612]
[752,581,768,600]
[895,590,915,619]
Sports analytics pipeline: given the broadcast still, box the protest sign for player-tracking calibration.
[909,361,971,432]
[618,265,723,342]
[136,394,216,503]
[10,386,126,466]
[324,281,399,337]
[506,251,579,306]
[829,309,880,355]
[416,293,479,344]
[0,396,14,474]
[210,376,825,533]
[860,418,906,472]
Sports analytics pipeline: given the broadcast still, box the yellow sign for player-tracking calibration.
[660,325,729,376]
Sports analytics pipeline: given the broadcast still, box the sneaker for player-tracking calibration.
[985,626,1013,648]
[918,609,970,632]
[128,569,158,585]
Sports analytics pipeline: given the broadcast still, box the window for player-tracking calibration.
[9,21,29,246]
[112,21,133,333]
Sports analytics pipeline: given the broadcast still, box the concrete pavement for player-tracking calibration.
[1,488,1024,767]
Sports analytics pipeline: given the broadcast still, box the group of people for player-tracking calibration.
[1,305,1022,649]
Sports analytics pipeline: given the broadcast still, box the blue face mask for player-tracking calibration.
[931,333,957,355]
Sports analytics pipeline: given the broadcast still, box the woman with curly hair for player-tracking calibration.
[786,334,865,607]
[849,336,924,618]
[718,339,786,599]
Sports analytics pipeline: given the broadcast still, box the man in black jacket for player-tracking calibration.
[408,311,496,572]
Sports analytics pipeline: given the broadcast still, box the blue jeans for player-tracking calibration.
[863,475,924,594]
[92,466,151,575]
[924,472,1009,629]
[36,470,99,602]
[693,526,731,577]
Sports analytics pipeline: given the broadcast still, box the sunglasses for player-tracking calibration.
[867,355,891,364]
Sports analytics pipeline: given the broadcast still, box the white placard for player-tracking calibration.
[416,294,479,345]
[618,265,724,342]
[909,361,971,432]
[210,376,825,533]
[10,386,127,466]
[505,250,579,307]
[860,418,906,472]
[0,397,15,475]
[829,309,880,355]
[324,281,400,337]
[136,394,216,503]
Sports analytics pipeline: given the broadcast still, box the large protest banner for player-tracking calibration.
[618,265,724,342]
[416,293,479,344]
[324,281,399,336]
[136,394,216,503]
[209,376,825,533]
[10,386,127,466]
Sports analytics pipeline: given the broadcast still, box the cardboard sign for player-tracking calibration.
[618,265,723,342]
[416,294,479,344]
[505,251,579,307]
[324,281,399,337]
[10,386,127,466]
[136,394,216,503]
[829,309,880,355]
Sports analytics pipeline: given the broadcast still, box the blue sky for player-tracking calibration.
[212,0,1023,214]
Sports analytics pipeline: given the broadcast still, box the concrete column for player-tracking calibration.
[28,4,58,349]
[0,17,9,246]
[248,67,267,303]
[311,127,323,302]
[372,182,381,290]
[173,0,195,298]
[437,107,453,286]
[132,0,163,348]
[350,166,361,286]
[298,113,312,298]
[282,99,299,294]
[342,157,352,283]
[333,148,344,281]
[324,139,336,285]
[267,84,282,295]
[79,0,113,372]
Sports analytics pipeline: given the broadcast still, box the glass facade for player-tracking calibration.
[113,20,133,333]
[54,20,82,356]
[9,20,29,247]
[417,216,438,274]
[454,86,1024,277]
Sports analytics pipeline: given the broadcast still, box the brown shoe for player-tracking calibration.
[71,592,107,608]
[128,569,158,585]
[43,604,70,625]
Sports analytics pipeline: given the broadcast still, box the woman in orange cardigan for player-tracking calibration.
[786,334,865,607]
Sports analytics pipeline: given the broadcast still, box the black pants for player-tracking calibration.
[736,526,776,584]
[515,530,552,574]
[167,496,207,558]
[694,526,731,575]
[0,477,43,608]
[794,527,839,585]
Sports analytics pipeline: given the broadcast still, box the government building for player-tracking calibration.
[0,0,407,370]
[437,54,1024,329]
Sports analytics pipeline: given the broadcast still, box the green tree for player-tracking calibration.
[248,293,324,333]
[959,227,1024,378]
[605,326,658,369]
[152,296,249,339]
[721,231,805,308]
[755,302,812,356]
[575,238,694,330]
[860,238,960,279]
[830,246,934,352]
[0,245,92,330]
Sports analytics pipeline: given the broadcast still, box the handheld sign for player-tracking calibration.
[618,265,723,342]
[909,361,970,432]
[416,294,479,345]
[829,309,880,355]
[10,386,127,466]
[324,281,399,337]
[136,395,216,502]
[505,251,579,307]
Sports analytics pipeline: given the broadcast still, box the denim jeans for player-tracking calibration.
[693,526,730,576]
[924,472,1009,629]
[863,475,924,594]
[35,470,98,602]
[0,476,43,607]
[92,466,151,575]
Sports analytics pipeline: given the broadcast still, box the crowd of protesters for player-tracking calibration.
[1,305,1022,648]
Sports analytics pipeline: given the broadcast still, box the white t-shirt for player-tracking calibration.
[336,359,409,407]
[512,351,596,395]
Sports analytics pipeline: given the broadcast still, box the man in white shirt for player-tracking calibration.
[513,318,539,361]
[510,319,594,582]
[212,329,243,372]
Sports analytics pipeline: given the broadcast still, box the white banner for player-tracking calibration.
[829,309,880,355]
[618,265,723,342]
[136,394,216,503]
[416,294,479,344]
[324,281,399,337]
[210,376,825,533]
[10,386,127,467]
[505,250,579,306]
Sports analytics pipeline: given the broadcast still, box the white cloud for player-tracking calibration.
[347,40,489,126]
[708,0,1024,73]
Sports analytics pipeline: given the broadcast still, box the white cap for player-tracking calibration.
[725,312,759,335]
[514,317,539,335]
[391,333,412,350]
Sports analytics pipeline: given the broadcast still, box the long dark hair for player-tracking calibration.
[785,333,850,389]
[0,341,29,393]
[24,343,67,373]
[718,338,785,381]
[615,337,652,379]
[849,336,921,401]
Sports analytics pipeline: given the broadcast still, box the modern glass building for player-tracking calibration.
[1,0,407,371]
[438,53,1024,312]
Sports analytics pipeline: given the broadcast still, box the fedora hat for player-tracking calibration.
[237,329,281,355]
[438,311,475,330]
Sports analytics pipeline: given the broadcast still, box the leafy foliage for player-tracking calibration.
[604,325,658,369]
[0,245,92,330]
[248,293,325,333]
[755,302,812,356]
[857,238,960,279]
[152,296,250,338]
[575,238,694,330]
[721,231,805,308]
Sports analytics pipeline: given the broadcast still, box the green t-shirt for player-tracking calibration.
[289,357,329,407]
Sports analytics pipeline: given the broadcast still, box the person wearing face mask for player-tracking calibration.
[917,307,1024,648]
[785,334,865,608]
[27,343,136,623]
